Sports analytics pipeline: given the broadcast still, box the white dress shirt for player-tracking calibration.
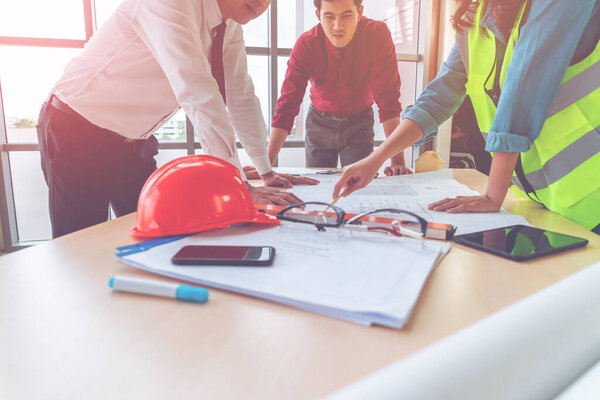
[52,0,272,177]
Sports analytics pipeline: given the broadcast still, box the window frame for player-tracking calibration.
[0,0,432,251]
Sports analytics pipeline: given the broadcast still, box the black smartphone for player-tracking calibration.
[171,245,275,266]
[452,225,588,261]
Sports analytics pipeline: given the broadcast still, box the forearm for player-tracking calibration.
[267,127,289,165]
[369,118,424,168]
[382,117,405,165]
[486,152,519,206]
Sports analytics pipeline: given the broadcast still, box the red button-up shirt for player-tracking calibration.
[272,17,402,133]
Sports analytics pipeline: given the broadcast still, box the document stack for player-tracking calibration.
[117,224,450,328]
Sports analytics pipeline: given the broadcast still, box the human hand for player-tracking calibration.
[260,171,319,188]
[428,195,502,213]
[242,166,260,180]
[246,183,303,206]
[332,158,380,199]
[384,164,413,176]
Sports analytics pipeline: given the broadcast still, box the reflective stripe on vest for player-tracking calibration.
[484,124,600,192]
[515,125,600,191]
[547,59,600,118]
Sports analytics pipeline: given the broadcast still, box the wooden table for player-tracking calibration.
[1,169,598,399]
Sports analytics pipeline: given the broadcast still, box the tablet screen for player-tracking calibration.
[453,225,588,261]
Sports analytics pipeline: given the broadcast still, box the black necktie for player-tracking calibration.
[211,22,227,104]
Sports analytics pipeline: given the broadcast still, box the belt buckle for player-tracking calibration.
[331,114,347,121]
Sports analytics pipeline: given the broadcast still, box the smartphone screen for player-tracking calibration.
[453,225,588,261]
[171,245,275,266]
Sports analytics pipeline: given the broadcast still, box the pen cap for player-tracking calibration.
[175,285,210,303]
[131,155,279,238]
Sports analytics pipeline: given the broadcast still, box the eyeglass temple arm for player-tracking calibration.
[346,210,427,236]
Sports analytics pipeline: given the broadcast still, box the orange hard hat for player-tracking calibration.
[131,155,279,238]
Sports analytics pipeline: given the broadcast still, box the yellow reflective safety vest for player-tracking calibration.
[456,1,600,229]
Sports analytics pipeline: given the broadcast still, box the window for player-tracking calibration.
[0,0,86,39]
[245,55,270,125]
[242,9,269,48]
[95,0,128,27]
[0,47,81,144]
[0,0,428,251]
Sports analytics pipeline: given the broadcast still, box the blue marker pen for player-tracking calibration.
[109,275,209,303]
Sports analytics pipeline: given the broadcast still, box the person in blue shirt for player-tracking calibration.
[333,0,600,234]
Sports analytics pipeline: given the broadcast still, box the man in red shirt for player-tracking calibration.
[268,0,412,174]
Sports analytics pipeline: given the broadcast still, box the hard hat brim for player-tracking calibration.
[130,211,280,238]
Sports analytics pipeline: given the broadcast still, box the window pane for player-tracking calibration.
[277,0,307,49]
[301,2,319,34]
[399,61,417,110]
[246,55,269,125]
[277,56,288,98]
[154,109,187,142]
[156,149,188,168]
[9,152,52,241]
[94,0,126,28]
[276,147,305,167]
[363,0,420,54]
[0,46,81,143]
[243,7,269,47]
[0,0,86,39]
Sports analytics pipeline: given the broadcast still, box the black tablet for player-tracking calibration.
[452,225,588,261]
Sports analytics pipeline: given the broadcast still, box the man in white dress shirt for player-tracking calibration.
[37,0,315,238]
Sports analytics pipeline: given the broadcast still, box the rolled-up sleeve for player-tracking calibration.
[485,0,596,153]
[403,42,468,146]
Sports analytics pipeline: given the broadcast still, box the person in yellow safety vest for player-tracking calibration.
[332,0,600,235]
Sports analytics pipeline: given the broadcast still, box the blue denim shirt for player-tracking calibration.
[404,0,600,153]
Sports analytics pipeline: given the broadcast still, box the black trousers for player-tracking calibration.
[304,104,375,168]
[37,98,159,238]
[593,223,600,235]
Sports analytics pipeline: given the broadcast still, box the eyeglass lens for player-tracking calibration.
[280,203,341,226]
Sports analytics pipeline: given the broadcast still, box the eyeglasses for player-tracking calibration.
[276,201,428,239]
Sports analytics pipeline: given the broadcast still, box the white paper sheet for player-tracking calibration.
[118,224,450,328]
[325,260,600,400]
[556,359,600,400]
[291,170,530,235]
[272,167,321,175]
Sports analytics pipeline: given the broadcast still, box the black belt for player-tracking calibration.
[310,104,372,122]
[47,95,138,143]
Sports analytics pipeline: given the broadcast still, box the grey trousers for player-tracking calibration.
[305,104,375,168]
